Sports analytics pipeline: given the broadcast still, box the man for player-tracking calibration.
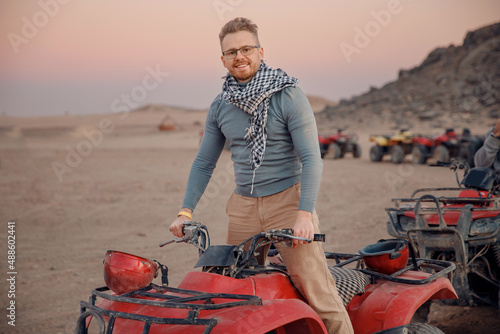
[475,119,500,170]
[169,17,353,334]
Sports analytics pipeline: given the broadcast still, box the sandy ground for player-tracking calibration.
[0,107,499,333]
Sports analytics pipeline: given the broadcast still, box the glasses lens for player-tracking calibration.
[240,46,254,56]
[224,50,237,58]
[223,46,258,58]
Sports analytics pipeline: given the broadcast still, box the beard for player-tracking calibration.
[229,60,261,83]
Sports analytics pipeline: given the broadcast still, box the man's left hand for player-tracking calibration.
[292,210,314,247]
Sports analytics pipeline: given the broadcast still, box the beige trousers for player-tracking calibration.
[226,183,354,334]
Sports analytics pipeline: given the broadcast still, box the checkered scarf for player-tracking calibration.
[221,62,298,192]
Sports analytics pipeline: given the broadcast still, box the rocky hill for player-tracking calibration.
[318,21,500,131]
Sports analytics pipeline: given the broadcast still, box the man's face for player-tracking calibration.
[221,30,263,83]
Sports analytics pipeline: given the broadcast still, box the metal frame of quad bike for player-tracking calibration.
[76,251,456,334]
[325,251,456,286]
[76,285,262,334]
[386,190,500,307]
[75,224,457,334]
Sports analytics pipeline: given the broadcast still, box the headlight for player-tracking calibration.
[399,215,416,231]
[469,217,500,237]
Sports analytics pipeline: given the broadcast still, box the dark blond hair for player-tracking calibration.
[219,17,260,45]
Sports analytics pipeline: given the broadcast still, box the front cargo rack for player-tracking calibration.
[75,284,262,334]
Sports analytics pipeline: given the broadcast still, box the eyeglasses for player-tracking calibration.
[222,45,260,59]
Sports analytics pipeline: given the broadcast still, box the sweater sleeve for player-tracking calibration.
[282,87,323,212]
[474,129,500,168]
[181,102,226,211]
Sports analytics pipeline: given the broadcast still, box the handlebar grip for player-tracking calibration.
[281,229,325,242]
[313,234,325,242]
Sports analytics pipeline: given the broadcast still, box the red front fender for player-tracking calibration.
[346,271,457,334]
[205,299,327,334]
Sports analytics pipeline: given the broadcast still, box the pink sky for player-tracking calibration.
[1,0,499,116]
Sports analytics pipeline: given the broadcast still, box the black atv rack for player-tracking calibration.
[75,284,262,334]
[325,252,456,285]
[389,186,500,206]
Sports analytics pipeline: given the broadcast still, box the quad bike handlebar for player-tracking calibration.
[159,222,325,277]
[160,222,324,252]
[159,222,210,254]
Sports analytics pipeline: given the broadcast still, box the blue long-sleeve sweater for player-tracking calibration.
[182,85,322,213]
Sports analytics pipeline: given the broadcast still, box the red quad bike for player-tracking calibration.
[411,135,434,165]
[386,160,500,309]
[411,129,462,165]
[411,129,484,166]
[318,129,362,159]
[75,224,457,334]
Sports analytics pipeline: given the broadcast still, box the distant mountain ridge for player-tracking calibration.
[131,95,336,114]
[319,21,500,130]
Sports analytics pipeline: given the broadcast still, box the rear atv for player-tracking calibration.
[386,160,500,308]
[76,223,457,333]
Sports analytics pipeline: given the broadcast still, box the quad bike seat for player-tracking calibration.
[328,267,370,306]
[461,167,495,191]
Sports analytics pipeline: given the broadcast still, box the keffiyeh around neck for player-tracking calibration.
[221,62,299,193]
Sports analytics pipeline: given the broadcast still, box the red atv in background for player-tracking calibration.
[386,160,500,308]
[411,128,461,164]
[411,134,434,164]
[411,129,484,166]
[319,129,362,159]
[75,223,457,333]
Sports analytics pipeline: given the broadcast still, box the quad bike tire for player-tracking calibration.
[352,143,362,158]
[459,136,484,168]
[370,145,384,162]
[319,143,329,159]
[433,145,450,163]
[391,145,405,164]
[459,144,475,167]
[412,145,427,164]
[325,143,341,159]
[407,322,445,334]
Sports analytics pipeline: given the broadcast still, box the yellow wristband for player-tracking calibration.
[177,211,192,220]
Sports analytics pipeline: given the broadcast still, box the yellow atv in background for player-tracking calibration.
[369,130,414,164]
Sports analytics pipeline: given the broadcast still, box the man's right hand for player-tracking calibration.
[169,208,193,238]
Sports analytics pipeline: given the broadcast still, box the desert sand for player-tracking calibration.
[0,105,499,333]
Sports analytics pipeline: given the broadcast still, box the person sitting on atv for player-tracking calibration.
[168,17,353,334]
[475,119,500,170]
